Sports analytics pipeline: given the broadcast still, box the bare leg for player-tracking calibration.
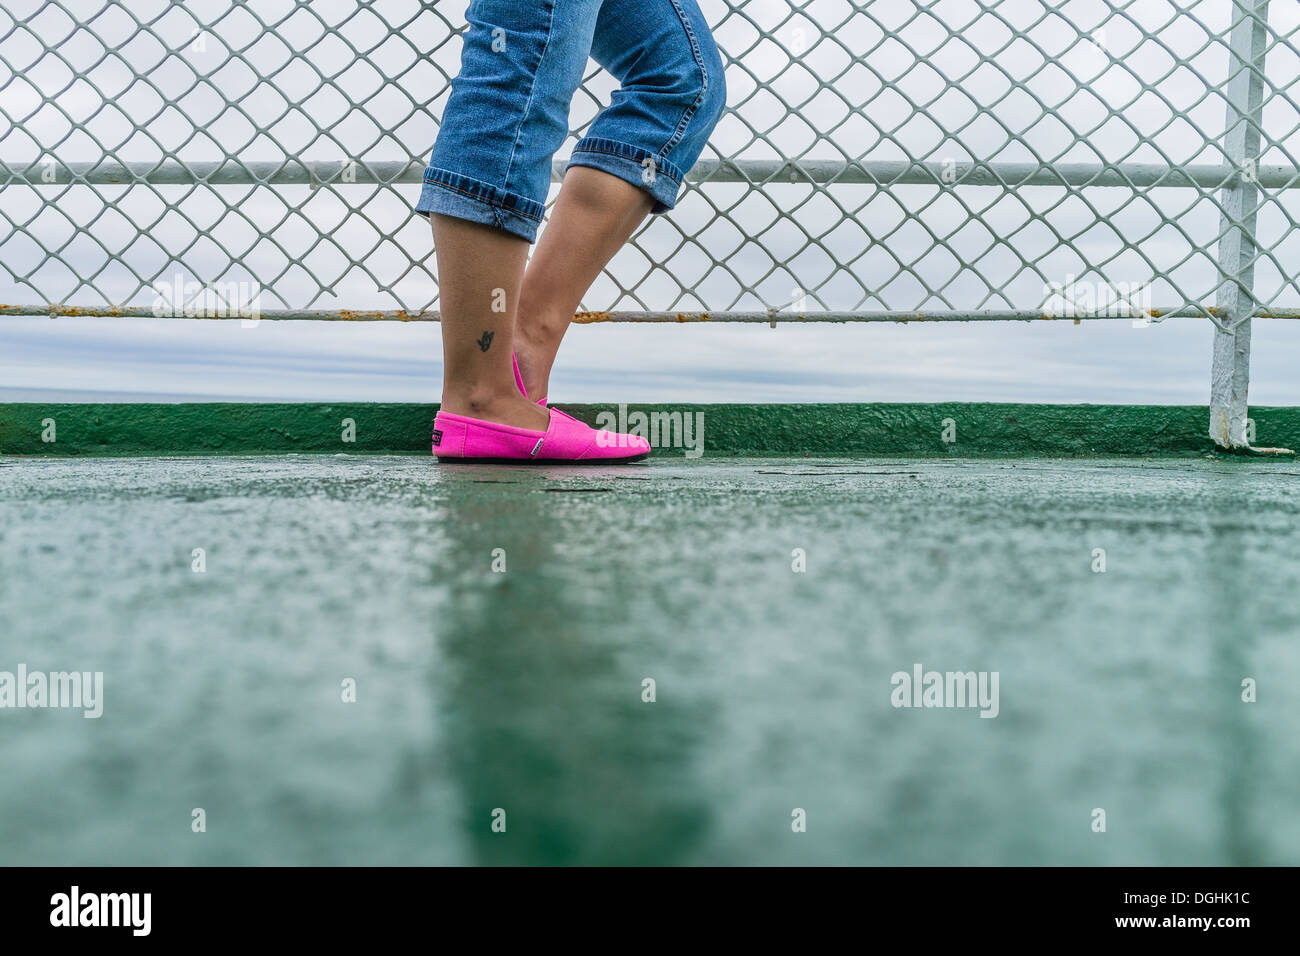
[514,167,655,399]
[434,214,550,430]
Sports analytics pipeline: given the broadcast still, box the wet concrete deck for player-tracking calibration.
[1,455,1297,864]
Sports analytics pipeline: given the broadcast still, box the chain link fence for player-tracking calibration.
[2,1,1299,445]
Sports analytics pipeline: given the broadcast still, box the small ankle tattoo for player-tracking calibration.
[477,331,495,352]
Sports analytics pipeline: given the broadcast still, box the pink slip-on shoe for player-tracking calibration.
[432,406,650,463]
[512,352,548,406]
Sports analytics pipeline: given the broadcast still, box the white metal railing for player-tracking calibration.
[2,1,1299,448]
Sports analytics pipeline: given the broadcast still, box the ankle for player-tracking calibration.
[441,383,517,418]
[511,327,556,398]
[515,308,569,352]
[439,389,551,431]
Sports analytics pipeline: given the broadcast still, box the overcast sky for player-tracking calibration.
[2,0,1299,403]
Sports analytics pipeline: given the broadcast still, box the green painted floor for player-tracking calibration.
[1,455,1297,865]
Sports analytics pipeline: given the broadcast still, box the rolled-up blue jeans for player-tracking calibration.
[416,0,727,243]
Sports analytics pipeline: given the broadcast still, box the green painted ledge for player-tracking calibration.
[0,402,1297,458]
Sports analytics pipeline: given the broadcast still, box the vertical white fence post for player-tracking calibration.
[1210,0,1271,450]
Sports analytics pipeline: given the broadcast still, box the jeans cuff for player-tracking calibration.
[567,136,686,215]
[415,167,545,243]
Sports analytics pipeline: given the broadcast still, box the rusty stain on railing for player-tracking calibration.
[7,304,1300,323]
